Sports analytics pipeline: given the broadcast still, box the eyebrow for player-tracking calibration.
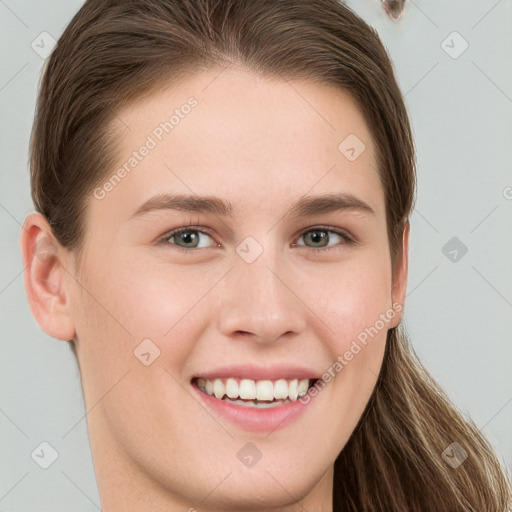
[128,192,375,220]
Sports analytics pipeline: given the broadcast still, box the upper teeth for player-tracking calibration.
[196,377,311,402]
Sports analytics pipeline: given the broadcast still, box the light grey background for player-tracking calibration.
[1,1,511,510]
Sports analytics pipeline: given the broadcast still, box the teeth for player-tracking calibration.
[196,377,312,402]
[273,379,289,399]
[256,380,273,401]
[289,379,298,401]
[297,378,309,397]
[223,397,289,408]
[226,378,238,399]
[213,378,225,399]
[239,379,256,399]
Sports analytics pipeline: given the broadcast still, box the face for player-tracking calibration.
[29,67,407,510]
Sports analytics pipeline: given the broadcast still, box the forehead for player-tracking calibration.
[113,66,375,160]
[89,66,384,229]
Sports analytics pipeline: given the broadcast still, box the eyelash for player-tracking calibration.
[156,223,357,253]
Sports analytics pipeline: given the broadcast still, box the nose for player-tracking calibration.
[217,243,307,345]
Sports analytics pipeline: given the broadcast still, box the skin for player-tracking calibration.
[21,66,409,512]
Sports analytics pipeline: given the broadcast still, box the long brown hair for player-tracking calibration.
[29,0,512,509]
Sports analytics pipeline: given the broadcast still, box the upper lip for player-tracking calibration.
[192,364,321,382]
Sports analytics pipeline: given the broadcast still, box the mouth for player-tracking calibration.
[191,377,319,408]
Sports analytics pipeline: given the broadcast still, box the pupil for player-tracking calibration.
[181,232,197,246]
[310,231,327,246]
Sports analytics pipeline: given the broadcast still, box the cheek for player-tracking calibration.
[111,253,216,335]
[304,255,393,353]
[76,248,206,340]
[293,256,392,454]
[70,253,203,445]
[72,250,219,399]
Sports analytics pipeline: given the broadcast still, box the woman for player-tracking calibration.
[20,0,512,510]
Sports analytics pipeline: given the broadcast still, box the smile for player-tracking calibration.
[191,375,321,432]
[195,377,316,407]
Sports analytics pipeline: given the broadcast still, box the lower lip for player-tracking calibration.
[191,382,317,433]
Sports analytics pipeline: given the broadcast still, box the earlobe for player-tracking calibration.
[389,220,410,328]
[20,212,76,342]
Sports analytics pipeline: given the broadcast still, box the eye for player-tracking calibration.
[294,226,356,252]
[156,225,356,252]
[157,226,217,251]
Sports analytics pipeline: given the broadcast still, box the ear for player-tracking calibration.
[20,212,76,342]
[389,220,409,328]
